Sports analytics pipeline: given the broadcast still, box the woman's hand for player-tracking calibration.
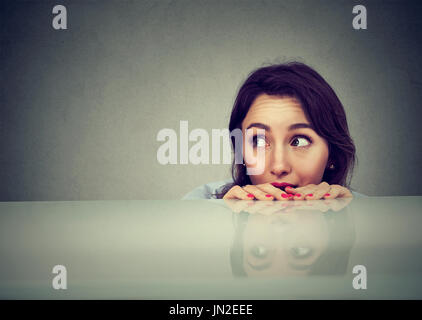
[284,182,353,200]
[222,183,289,201]
[222,182,352,200]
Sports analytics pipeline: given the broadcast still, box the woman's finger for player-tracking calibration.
[324,185,352,199]
[336,185,353,198]
[323,185,340,199]
[310,182,331,200]
[285,186,306,200]
[223,185,254,200]
[286,184,317,200]
[255,183,289,201]
[243,185,274,201]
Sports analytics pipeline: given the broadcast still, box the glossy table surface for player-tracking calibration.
[0,197,421,299]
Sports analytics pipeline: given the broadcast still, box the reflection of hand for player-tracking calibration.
[285,182,353,200]
[224,197,352,214]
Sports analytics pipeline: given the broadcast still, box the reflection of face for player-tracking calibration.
[241,94,329,186]
[243,212,329,276]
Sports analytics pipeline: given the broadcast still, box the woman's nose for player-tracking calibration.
[270,147,292,177]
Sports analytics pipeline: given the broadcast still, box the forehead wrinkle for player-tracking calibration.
[242,97,309,132]
[251,94,301,107]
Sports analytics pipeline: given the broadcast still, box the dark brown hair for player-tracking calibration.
[215,62,356,198]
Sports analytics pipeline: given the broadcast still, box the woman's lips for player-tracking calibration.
[271,182,297,190]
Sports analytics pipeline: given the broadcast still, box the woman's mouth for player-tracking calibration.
[271,182,297,191]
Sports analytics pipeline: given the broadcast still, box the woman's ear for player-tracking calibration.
[325,149,335,170]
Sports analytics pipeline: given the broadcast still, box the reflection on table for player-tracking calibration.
[0,197,421,299]
[227,199,355,277]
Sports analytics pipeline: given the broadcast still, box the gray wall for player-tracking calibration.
[1,0,421,200]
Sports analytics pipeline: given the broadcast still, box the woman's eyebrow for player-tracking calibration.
[246,123,271,131]
[288,123,313,131]
[246,122,313,131]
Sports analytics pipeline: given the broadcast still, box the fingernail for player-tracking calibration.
[281,194,288,198]
[295,193,301,197]
[288,194,294,197]
[306,193,313,197]
[324,193,331,197]
[247,194,254,198]
[265,194,272,197]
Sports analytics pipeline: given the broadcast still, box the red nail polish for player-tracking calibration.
[324,193,331,197]
[247,194,254,198]
[295,193,301,197]
[306,193,313,197]
[288,194,294,197]
[265,194,272,197]
[281,194,288,198]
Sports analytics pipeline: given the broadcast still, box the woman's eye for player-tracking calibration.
[256,137,266,147]
[291,136,311,147]
[252,136,267,147]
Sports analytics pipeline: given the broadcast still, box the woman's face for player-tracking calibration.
[241,94,329,187]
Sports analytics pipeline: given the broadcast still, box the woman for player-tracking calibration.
[183,62,361,200]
